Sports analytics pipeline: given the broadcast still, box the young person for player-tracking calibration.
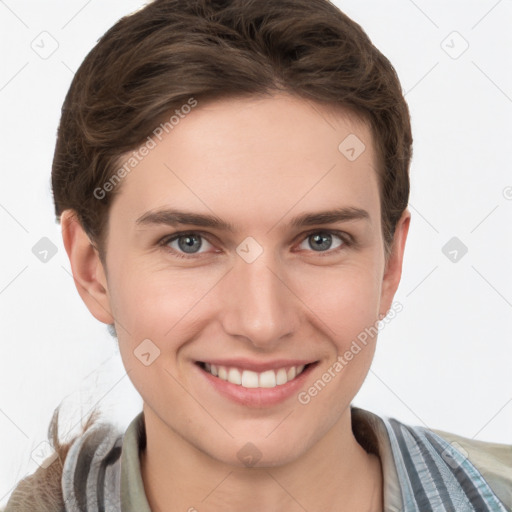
[5,0,512,511]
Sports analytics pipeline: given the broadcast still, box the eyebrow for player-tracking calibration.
[135,206,371,232]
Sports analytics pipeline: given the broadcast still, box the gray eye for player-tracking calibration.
[165,232,215,257]
[298,232,343,252]
[309,233,332,251]
[177,234,203,253]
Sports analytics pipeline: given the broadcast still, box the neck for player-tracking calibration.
[140,405,383,512]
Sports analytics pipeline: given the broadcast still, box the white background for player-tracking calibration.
[1,0,511,506]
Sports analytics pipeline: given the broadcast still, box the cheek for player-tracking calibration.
[108,269,201,402]
[298,269,381,419]
[293,261,382,346]
[108,260,219,336]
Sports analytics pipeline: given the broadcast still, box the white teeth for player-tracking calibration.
[228,367,242,385]
[276,368,288,385]
[203,363,309,388]
[241,370,259,388]
[259,370,277,388]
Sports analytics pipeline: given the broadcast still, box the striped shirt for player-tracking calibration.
[60,407,512,511]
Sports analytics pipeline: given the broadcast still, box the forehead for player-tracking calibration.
[109,93,380,231]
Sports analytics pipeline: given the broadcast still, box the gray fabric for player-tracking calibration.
[61,422,122,512]
[381,417,508,511]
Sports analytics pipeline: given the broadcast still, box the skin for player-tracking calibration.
[61,92,410,511]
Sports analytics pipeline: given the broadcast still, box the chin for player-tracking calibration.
[195,431,310,470]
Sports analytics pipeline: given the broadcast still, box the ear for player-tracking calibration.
[60,210,114,325]
[378,208,411,319]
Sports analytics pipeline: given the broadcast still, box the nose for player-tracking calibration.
[218,247,299,350]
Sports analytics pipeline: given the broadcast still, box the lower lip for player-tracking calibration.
[196,362,317,407]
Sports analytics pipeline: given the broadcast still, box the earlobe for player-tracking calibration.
[379,208,411,318]
[60,210,114,325]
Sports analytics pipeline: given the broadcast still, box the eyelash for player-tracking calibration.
[158,230,354,260]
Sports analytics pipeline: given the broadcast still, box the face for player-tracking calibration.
[79,93,409,467]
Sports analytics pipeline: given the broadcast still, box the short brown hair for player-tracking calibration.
[51,0,412,262]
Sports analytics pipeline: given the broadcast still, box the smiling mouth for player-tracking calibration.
[196,361,316,389]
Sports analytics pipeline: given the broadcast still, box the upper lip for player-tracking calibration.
[197,358,316,372]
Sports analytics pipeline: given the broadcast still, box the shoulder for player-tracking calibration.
[4,406,104,512]
[354,407,512,512]
[3,454,66,512]
[431,427,512,511]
